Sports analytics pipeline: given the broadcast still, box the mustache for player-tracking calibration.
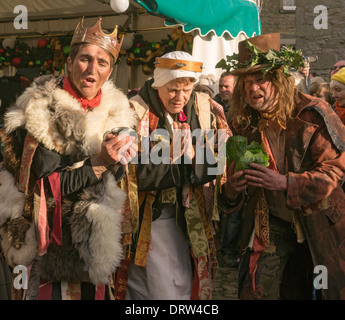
[251,89,265,98]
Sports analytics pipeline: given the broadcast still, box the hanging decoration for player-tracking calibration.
[170,28,193,52]
[50,38,66,72]
[0,26,194,77]
[2,37,16,50]
[0,35,72,76]
[37,38,49,49]
[110,0,130,13]
[121,27,194,75]
[121,33,135,51]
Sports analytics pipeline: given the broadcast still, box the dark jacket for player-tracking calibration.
[226,92,345,299]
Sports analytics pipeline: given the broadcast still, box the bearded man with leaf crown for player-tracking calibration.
[220,33,345,300]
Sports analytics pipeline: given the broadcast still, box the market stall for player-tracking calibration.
[0,0,261,97]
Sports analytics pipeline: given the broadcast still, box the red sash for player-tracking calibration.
[37,172,62,256]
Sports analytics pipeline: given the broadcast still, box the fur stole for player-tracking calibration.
[4,75,137,157]
[0,75,137,286]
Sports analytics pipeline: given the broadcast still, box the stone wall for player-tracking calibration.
[260,0,345,80]
[295,1,345,80]
[260,0,296,42]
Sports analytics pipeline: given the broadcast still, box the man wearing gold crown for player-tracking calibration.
[221,33,345,300]
[0,17,137,300]
[111,51,233,300]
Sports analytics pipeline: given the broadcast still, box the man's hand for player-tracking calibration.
[244,162,287,191]
[91,132,138,179]
[299,61,310,77]
[102,132,138,166]
[223,161,248,201]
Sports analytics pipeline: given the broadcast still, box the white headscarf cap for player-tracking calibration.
[151,51,201,88]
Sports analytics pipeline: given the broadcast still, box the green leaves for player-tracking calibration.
[226,135,248,164]
[215,53,240,73]
[226,136,269,172]
[216,40,305,77]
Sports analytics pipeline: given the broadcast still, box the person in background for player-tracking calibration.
[330,67,345,124]
[195,73,240,268]
[212,71,241,269]
[310,71,322,79]
[214,72,237,120]
[310,75,325,86]
[291,59,311,94]
[330,60,345,77]
[194,73,216,98]
[309,81,335,106]
[330,67,345,193]
[0,17,137,300]
[221,33,345,300]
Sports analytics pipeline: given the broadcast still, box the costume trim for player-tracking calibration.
[249,131,280,295]
[113,252,134,300]
[18,134,39,195]
[37,281,52,300]
[36,178,49,256]
[121,165,140,236]
[134,193,155,267]
[155,57,203,72]
[35,173,62,256]
[194,93,211,132]
[47,173,62,246]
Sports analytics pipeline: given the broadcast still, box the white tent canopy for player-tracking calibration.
[192,33,247,91]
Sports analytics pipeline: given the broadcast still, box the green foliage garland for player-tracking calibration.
[216,40,306,77]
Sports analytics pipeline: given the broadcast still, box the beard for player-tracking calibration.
[246,90,278,115]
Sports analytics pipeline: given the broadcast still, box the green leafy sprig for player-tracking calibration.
[216,40,306,77]
[226,135,269,172]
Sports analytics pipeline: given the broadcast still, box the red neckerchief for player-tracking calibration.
[178,110,187,122]
[335,101,345,124]
[63,75,102,111]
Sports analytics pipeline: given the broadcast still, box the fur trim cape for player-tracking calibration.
[0,75,137,291]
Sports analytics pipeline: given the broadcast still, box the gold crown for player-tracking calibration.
[71,17,123,62]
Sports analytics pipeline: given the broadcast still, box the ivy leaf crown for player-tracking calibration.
[216,40,306,77]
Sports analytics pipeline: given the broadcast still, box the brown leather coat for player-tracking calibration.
[229,92,345,299]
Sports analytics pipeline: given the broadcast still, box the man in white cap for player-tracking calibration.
[113,51,231,300]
